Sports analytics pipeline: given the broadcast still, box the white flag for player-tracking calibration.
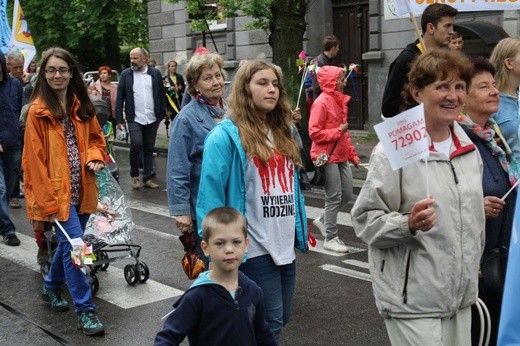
[9,0,36,71]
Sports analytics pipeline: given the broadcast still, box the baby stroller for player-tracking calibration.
[83,167,150,291]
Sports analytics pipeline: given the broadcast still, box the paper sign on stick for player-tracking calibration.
[374,104,429,171]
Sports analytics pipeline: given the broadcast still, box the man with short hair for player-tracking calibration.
[0,51,22,246]
[116,47,165,189]
[6,50,26,85]
[313,35,341,98]
[381,3,458,118]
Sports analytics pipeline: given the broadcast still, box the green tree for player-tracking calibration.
[21,0,148,72]
[167,0,310,108]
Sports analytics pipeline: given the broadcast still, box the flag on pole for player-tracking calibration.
[497,192,520,345]
[0,0,11,54]
[10,0,35,71]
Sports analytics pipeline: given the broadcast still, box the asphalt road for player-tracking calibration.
[0,146,390,346]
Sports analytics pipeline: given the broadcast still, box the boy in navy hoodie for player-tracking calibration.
[154,207,276,346]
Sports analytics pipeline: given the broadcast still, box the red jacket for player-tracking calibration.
[22,96,106,221]
[308,65,359,163]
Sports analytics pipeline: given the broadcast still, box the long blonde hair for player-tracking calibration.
[227,60,302,167]
[489,37,520,91]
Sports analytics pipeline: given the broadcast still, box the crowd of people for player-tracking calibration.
[2,2,519,344]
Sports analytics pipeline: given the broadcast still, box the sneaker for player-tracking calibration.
[41,285,69,312]
[323,237,349,253]
[131,177,141,190]
[143,180,159,189]
[3,234,20,246]
[9,198,21,209]
[77,311,105,336]
[313,216,327,238]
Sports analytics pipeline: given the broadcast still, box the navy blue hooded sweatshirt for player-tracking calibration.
[0,51,23,149]
[154,271,276,346]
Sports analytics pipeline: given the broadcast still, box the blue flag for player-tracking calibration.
[498,191,520,345]
[0,0,12,54]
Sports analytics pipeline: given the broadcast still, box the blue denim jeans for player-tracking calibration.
[0,148,20,236]
[44,205,95,314]
[240,255,296,344]
[128,121,160,182]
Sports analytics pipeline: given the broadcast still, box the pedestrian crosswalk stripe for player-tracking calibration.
[343,259,370,269]
[0,233,184,310]
[128,200,354,228]
[320,264,372,282]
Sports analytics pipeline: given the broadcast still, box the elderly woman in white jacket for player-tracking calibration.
[352,49,485,346]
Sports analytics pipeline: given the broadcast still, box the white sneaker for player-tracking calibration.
[323,237,348,253]
[313,216,327,238]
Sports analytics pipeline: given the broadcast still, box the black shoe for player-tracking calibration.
[3,234,20,246]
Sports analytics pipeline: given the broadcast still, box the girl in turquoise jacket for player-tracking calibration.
[196,60,307,343]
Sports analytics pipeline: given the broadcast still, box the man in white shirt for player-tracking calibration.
[116,47,166,189]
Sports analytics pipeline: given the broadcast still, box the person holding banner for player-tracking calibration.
[489,38,520,163]
[22,47,106,336]
[457,56,519,346]
[381,3,458,118]
[309,65,360,253]
[352,49,485,345]
[167,51,226,264]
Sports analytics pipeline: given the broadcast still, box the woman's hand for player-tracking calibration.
[339,123,349,133]
[175,215,193,233]
[49,213,58,223]
[408,197,436,233]
[484,196,505,219]
[87,160,105,173]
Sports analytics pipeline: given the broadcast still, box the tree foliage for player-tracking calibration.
[167,0,310,107]
[21,0,148,72]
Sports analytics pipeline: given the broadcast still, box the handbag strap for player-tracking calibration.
[328,135,342,156]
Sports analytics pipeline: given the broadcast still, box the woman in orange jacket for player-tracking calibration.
[22,47,107,336]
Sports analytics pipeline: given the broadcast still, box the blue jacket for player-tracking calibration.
[167,98,218,218]
[462,128,516,254]
[154,271,276,346]
[493,93,520,162]
[0,52,22,149]
[196,119,308,253]
[115,66,166,124]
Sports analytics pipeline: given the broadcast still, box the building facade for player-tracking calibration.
[148,0,519,130]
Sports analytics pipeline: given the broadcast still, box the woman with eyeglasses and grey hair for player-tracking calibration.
[22,47,107,336]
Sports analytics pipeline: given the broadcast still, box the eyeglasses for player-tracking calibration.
[45,67,70,75]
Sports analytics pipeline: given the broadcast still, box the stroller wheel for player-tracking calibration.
[89,273,99,295]
[99,251,109,271]
[40,262,50,278]
[136,262,150,283]
[124,264,138,285]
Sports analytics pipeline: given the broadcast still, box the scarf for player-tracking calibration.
[195,93,226,119]
[458,112,520,186]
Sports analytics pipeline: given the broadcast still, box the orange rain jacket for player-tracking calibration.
[22,96,106,222]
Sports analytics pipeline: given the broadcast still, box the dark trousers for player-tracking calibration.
[128,121,160,182]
